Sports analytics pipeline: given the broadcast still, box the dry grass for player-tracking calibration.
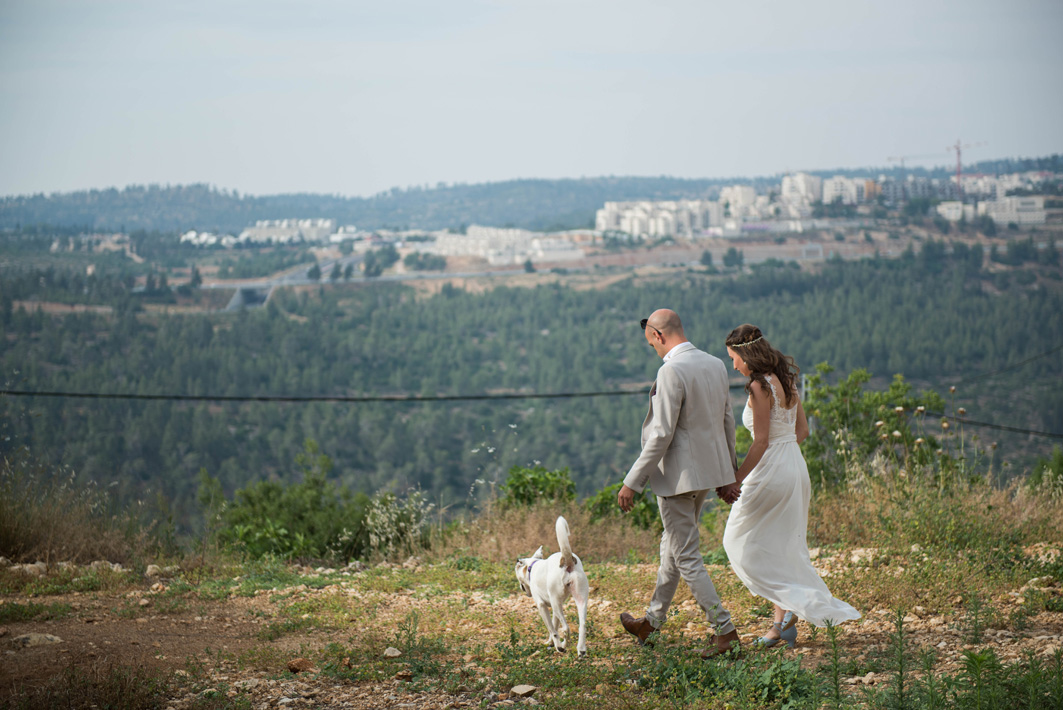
[0,448,150,565]
[808,468,1063,551]
[429,502,660,565]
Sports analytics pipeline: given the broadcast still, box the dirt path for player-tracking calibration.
[2,562,1061,708]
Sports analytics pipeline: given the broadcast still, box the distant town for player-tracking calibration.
[171,168,1061,271]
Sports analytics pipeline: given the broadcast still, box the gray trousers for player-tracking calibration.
[646,489,735,635]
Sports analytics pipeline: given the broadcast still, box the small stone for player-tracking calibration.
[233,679,260,690]
[0,627,8,638]
[278,698,294,706]
[511,685,537,698]
[384,647,402,658]
[286,658,314,673]
[394,670,413,681]
[11,633,63,648]
[139,598,151,607]
[145,564,163,577]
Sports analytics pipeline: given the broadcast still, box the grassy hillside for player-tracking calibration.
[1,436,1062,709]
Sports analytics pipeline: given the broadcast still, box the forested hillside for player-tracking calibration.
[2,154,1059,233]
[2,243,1061,532]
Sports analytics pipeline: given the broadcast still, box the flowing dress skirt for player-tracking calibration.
[723,436,861,627]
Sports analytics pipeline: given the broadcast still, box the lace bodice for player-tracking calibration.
[741,376,798,443]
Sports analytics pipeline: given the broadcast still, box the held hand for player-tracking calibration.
[617,484,637,513]
[716,482,741,504]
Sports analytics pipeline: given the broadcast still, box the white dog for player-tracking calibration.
[514,516,590,657]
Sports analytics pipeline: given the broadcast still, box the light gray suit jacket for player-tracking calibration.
[623,345,739,498]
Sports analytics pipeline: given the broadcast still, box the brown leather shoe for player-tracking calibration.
[699,629,741,660]
[620,612,658,647]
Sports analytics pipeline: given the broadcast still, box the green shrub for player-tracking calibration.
[498,465,575,508]
[199,440,370,561]
[364,490,433,559]
[801,365,949,489]
[584,482,661,532]
[200,440,434,562]
[1029,446,1063,500]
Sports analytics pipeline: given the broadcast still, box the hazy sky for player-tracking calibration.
[1,0,1061,198]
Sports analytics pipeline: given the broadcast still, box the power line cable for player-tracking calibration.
[952,343,1063,387]
[0,388,642,403]
[925,411,1063,440]
[3,383,1061,439]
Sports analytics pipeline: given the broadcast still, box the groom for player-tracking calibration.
[617,308,742,659]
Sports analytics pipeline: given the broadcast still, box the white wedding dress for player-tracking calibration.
[722,377,861,627]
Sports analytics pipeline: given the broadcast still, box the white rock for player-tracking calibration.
[145,564,163,577]
[511,685,537,698]
[384,647,402,658]
[12,633,63,647]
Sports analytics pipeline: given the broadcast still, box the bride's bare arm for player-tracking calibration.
[796,400,809,443]
[735,379,771,483]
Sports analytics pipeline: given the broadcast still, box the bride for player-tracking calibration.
[722,324,860,648]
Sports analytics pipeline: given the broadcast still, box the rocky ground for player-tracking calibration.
[2,550,1061,709]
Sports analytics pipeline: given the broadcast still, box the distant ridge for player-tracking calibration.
[1,155,1059,233]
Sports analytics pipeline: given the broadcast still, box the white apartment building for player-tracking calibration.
[239,219,337,244]
[529,238,583,263]
[179,230,239,247]
[719,186,757,218]
[959,175,1004,200]
[595,200,720,239]
[977,196,1046,225]
[781,172,823,205]
[430,225,581,265]
[821,176,867,205]
[935,201,976,222]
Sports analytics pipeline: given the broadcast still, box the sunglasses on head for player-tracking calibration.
[640,318,663,336]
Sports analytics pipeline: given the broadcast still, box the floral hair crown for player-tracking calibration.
[731,336,762,348]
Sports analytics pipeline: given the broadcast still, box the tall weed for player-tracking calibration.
[0,446,152,565]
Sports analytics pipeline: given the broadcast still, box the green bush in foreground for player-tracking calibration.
[199,440,432,562]
[498,465,576,508]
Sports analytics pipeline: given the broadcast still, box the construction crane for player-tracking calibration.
[946,140,988,195]
[887,152,947,170]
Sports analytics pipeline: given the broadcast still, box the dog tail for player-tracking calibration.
[556,516,574,571]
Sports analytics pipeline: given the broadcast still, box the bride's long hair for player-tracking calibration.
[725,324,800,408]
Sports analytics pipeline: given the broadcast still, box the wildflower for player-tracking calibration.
[957,407,967,416]
[875,420,885,428]
[894,406,904,413]
[916,406,925,414]
[949,386,956,394]
[941,420,950,431]
[892,430,902,438]
[915,438,925,445]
